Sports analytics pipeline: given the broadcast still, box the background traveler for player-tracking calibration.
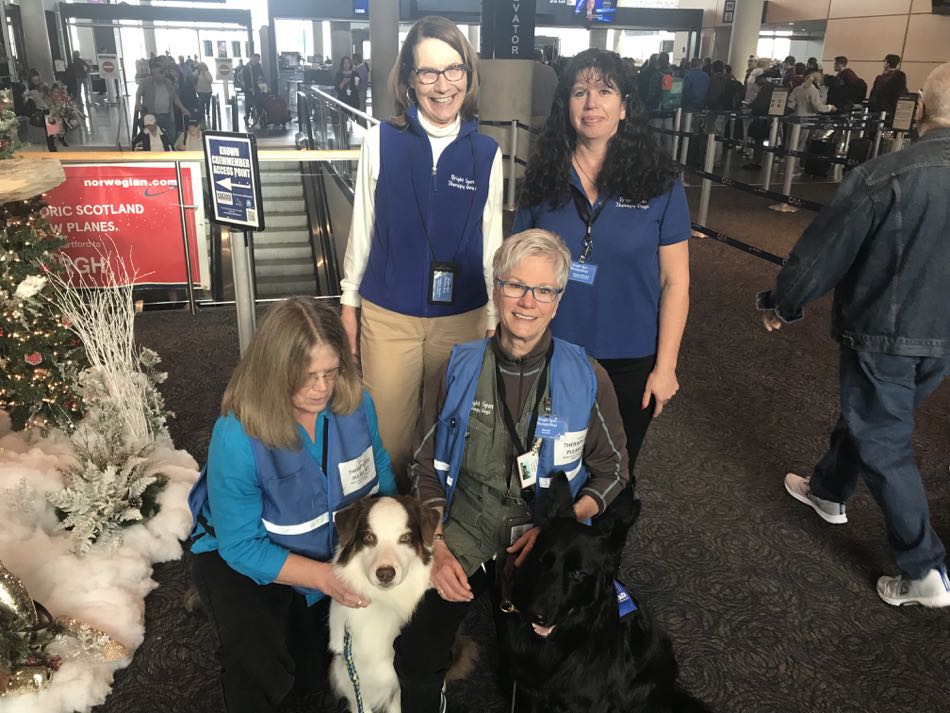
[759,62,950,609]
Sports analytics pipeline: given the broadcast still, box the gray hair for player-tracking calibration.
[922,62,950,129]
[493,229,571,290]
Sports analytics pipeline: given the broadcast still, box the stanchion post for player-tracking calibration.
[507,119,518,211]
[893,130,906,152]
[672,108,682,159]
[697,131,716,227]
[762,116,780,190]
[230,229,257,354]
[678,112,692,166]
[724,114,734,174]
[174,161,198,314]
[872,111,886,158]
[770,123,800,213]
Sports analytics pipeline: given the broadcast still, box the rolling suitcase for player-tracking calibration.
[263,94,291,127]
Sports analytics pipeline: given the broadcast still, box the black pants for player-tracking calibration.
[191,551,332,713]
[395,562,506,713]
[598,354,657,484]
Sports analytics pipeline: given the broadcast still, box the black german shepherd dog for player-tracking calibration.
[501,473,715,713]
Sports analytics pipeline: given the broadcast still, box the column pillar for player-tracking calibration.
[726,0,764,73]
[20,0,54,80]
[142,0,157,58]
[589,29,608,50]
[467,24,480,52]
[330,21,352,67]
[368,0,397,121]
[311,20,324,61]
[481,0,536,59]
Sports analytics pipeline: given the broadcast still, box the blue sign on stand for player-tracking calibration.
[203,131,264,231]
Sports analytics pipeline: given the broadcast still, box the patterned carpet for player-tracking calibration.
[98,180,950,713]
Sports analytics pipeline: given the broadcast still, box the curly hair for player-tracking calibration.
[519,49,679,210]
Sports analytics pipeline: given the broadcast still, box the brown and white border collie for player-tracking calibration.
[329,496,439,713]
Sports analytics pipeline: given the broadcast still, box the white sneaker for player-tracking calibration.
[877,568,950,608]
[784,473,847,525]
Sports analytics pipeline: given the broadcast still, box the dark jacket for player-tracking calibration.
[759,127,950,357]
[868,69,907,118]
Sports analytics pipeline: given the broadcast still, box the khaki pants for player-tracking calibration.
[360,300,486,492]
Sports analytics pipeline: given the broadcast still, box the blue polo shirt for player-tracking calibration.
[513,171,690,359]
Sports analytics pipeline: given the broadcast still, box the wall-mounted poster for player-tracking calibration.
[216,40,228,58]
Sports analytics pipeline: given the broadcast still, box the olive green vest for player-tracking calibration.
[442,348,548,575]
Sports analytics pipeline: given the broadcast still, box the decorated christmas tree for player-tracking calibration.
[0,140,86,430]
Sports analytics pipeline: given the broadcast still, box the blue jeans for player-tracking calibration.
[810,348,946,578]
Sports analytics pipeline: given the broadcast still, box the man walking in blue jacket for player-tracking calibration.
[758,62,950,608]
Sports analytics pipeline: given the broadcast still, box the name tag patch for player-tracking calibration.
[569,261,598,285]
[535,415,565,439]
[338,445,376,496]
[554,428,587,466]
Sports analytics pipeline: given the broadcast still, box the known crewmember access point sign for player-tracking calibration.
[202,131,265,231]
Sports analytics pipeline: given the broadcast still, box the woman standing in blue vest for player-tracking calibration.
[340,16,504,491]
[188,298,396,713]
[514,49,690,480]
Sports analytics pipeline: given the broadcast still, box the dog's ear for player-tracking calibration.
[334,498,373,548]
[542,471,577,523]
[593,486,640,552]
[418,505,441,547]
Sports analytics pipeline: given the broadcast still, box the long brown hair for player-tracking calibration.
[388,15,480,128]
[220,298,362,449]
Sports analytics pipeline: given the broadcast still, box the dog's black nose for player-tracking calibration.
[376,566,396,584]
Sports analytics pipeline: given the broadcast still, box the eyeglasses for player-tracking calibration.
[496,279,563,304]
[301,366,342,390]
[412,64,467,85]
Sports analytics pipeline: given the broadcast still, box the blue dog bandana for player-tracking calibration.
[614,580,638,619]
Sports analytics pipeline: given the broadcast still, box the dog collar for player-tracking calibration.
[614,580,638,619]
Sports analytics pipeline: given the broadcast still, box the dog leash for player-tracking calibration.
[343,621,366,713]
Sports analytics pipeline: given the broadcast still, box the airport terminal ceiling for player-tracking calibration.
[265,0,701,31]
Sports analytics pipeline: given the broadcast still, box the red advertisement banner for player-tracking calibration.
[40,163,209,287]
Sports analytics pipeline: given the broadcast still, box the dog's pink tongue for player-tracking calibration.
[532,623,555,638]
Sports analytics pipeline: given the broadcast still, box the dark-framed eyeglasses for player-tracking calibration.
[496,279,563,304]
[412,64,467,85]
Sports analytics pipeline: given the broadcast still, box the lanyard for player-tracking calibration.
[321,413,329,476]
[407,131,478,263]
[495,342,553,492]
[569,184,608,264]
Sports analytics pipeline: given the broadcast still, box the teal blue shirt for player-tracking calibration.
[192,390,396,603]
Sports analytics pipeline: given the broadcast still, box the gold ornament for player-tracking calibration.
[53,617,129,662]
[0,561,38,628]
[2,665,51,696]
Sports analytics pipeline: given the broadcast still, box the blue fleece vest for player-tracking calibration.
[359,105,497,318]
[188,404,379,596]
[433,338,597,523]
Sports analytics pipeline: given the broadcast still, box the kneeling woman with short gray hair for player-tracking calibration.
[396,229,631,712]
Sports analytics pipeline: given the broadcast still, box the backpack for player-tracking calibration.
[849,77,868,104]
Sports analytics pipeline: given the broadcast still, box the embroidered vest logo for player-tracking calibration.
[448,173,477,192]
[615,197,650,210]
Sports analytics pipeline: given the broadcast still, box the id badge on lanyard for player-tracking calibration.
[429,261,459,305]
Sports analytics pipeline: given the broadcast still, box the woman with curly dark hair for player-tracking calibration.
[513,48,690,478]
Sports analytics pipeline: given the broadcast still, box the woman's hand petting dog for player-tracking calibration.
[315,562,370,608]
[506,527,540,567]
[431,540,473,602]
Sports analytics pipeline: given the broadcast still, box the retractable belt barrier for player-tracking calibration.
[682,165,825,212]
[689,223,785,266]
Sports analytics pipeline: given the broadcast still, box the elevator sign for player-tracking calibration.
[203,131,265,231]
